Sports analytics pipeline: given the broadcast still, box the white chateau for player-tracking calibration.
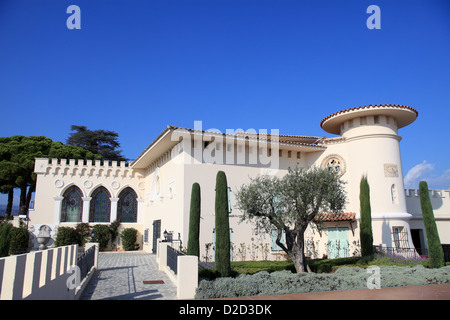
[29,104,450,261]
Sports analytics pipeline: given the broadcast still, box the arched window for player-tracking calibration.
[117,187,138,223]
[61,185,83,222]
[391,184,398,204]
[89,186,111,222]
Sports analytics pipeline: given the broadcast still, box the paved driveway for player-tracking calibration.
[80,252,178,300]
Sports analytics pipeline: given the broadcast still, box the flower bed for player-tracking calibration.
[195,265,450,299]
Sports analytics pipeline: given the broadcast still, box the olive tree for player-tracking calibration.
[236,166,346,273]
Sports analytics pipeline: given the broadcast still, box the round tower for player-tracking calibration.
[321,104,419,249]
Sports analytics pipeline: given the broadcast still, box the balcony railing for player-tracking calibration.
[77,245,96,281]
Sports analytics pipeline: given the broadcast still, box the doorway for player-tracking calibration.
[326,227,350,259]
[411,229,426,255]
[152,219,161,254]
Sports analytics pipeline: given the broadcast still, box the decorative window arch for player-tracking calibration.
[61,185,83,222]
[117,187,138,223]
[152,168,163,200]
[89,186,111,222]
[321,154,346,177]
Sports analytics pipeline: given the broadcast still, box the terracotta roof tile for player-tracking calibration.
[320,104,419,128]
[315,212,356,222]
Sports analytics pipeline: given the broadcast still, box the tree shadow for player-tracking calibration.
[80,266,174,300]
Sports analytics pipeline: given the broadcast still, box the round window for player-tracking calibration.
[321,154,346,176]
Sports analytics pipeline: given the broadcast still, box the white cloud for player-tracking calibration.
[426,169,450,190]
[404,161,450,190]
[404,161,434,188]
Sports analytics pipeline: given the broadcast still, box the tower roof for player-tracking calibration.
[320,104,419,135]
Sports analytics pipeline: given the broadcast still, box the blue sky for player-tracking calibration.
[1,0,450,206]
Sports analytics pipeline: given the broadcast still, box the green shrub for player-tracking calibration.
[0,222,13,257]
[75,223,91,247]
[121,228,139,251]
[109,220,121,250]
[231,260,296,274]
[54,226,79,247]
[9,226,30,255]
[199,267,221,280]
[308,257,364,273]
[92,224,111,251]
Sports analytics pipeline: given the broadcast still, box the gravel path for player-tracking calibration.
[80,252,178,300]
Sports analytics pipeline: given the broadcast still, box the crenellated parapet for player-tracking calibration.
[34,158,143,179]
[405,189,450,199]
[405,188,450,219]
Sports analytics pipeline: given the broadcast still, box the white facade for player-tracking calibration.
[29,104,450,260]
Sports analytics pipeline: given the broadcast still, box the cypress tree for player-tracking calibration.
[215,171,231,277]
[359,175,374,257]
[187,182,201,257]
[419,181,444,268]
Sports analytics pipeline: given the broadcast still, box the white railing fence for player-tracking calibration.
[0,243,98,300]
[157,241,198,299]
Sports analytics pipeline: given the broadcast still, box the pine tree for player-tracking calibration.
[359,175,374,257]
[215,171,231,277]
[187,183,201,257]
[419,181,444,268]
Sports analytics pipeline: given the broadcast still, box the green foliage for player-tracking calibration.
[92,224,111,251]
[48,141,101,161]
[75,223,92,247]
[236,166,346,273]
[121,228,139,251]
[419,181,444,268]
[187,182,201,257]
[0,222,13,257]
[0,135,101,217]
[231,260,296,275]
[9,226,30,255]
[359,175,374,257]
[215,171,231,277]
[109,220,121,250]
[199,267,222,280]
[230,257,364,275]
[66,125,127,161]
[54,226,79,247]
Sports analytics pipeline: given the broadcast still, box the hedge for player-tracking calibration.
[92,224,111,251]
[9,226,30,255]
[54,226,79,247]
[121,228,139,251]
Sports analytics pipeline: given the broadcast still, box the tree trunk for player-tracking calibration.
[291,232,310,273]
[4,188,14,220]
[278,229,310,273]
[25,183,35,213]
[19,185,28,216]
[17,184,35,217]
